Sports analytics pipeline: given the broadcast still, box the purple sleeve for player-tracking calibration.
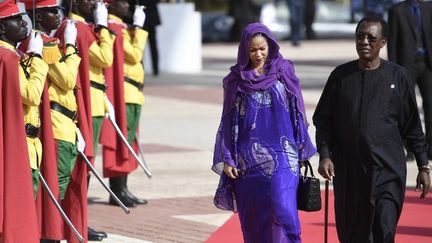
[212,110,237,175]
[296,114,317,161]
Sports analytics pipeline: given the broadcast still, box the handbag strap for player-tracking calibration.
[301,160,315,178]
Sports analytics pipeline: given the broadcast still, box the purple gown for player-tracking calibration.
[213,81,316,243]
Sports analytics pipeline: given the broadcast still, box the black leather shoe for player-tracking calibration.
[88,227,107,239]
[88,233,103,241]
[88,227,104,241]
[124,189,148,205]
[109,190,136,207]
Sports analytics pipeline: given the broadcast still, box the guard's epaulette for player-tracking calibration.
[42,40,60,64]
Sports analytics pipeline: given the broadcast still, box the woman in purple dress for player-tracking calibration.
[212,23,316,242]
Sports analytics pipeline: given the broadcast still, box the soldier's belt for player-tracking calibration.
[50,101,77,121]
[124,77,144,91]
[25,123,39,138]
[90,80,107,92]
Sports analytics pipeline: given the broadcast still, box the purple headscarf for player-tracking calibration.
[222,23,307,121]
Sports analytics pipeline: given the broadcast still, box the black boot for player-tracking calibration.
[109,176,136,207]
[88,227,107,241]
[123,175,148,205]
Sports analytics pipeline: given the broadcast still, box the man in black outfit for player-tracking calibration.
[228,0,260,42]
[388,0,432,159]
[304,0,316,40]
[139,0,160,76]
[314,17,431,243]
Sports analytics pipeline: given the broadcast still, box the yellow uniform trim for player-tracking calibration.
[69,13,86,22]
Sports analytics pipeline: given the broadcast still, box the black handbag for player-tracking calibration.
[297,160,321,212]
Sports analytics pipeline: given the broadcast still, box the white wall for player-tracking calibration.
[144,3,202,74]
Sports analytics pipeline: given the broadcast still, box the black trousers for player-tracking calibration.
[147,26,159,74]
[408,57,432,158]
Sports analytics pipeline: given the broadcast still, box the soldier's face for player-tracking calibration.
[111,0,129,19]
[355,21,387,61]
[0,15,28,45]
[38,8,61,32]
[76,0,95,19]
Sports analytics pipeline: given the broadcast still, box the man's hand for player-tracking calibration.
[93,1,108,27]
[415,171,431,199]
[104,96,115,119]
[318,158,335,180]
[64,20,77,45]
[223,163,239,179]
[27,31,43,56]
[76,128,86,153]
[133,5,146,28]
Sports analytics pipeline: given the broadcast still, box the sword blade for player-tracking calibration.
[108,116,152,178]
[38,172,84,243]
[78,151,130,214]
[135,134,150,173]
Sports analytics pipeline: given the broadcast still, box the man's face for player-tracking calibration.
[0,15,28,45]
[111,0,129,19]
[76,0,96,19]
[38,8,61,32]
[355,21,387,61]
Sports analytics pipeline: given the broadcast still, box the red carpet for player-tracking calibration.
[206,190,432,243]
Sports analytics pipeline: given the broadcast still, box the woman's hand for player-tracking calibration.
[223,163,239,179]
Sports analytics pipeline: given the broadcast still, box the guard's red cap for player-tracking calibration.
[0,0,22,19]
[22,0,58,11]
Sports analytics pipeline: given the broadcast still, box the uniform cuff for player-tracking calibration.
[318,145,330,161]
[415,152,429,167]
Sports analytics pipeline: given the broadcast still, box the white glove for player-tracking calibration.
[76,128,86,153]
[104,96,115,119]
[27,31,43,56]
[93,1,108,27]
[64,20,77,45]
[133,5,146,27]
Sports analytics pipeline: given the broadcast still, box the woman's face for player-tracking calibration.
[248,35,268,69]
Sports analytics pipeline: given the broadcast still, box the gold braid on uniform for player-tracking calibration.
[20,54,43,79]
[42,41,61,64]
[59,44,79,63]
[20,59,31,79]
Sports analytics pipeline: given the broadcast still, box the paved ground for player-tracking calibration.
[81,38,427,243]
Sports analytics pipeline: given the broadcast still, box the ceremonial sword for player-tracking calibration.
[76,129,130,214]
[39,172,84,243]
[135,133,150,171]
[105,96,152,178]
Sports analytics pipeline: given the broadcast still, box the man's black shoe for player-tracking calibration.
[88,227,107,239]
[124,189,148,205]
[109,190,136,207]
[87,231,103,241]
